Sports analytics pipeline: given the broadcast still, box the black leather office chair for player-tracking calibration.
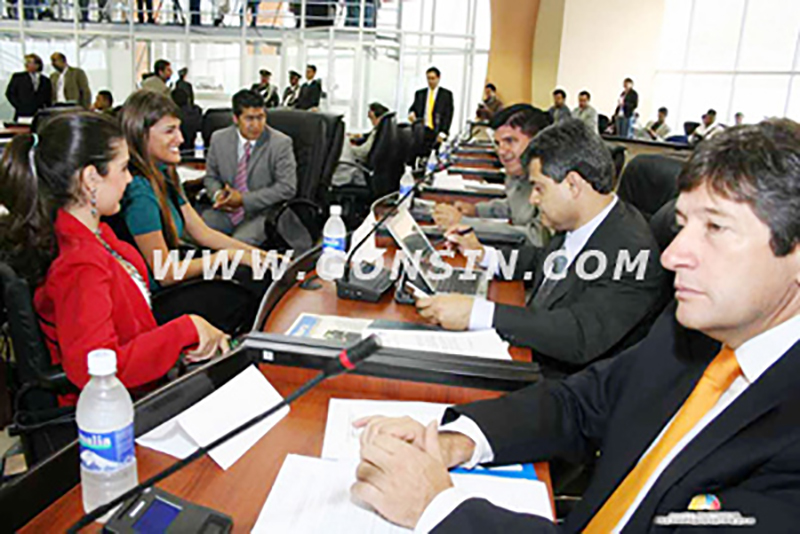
[617,154,684,220]
[330,112,405,228]
[598,113,610,134]
[32,106,83,133]
[318,112,345,198]
[650,198,678,253]
[684,121,700,137]
[0,262,78,468]
[605,144,626,189]
[201,108,234,148]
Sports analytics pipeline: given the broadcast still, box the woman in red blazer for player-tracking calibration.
[0,112,229,405]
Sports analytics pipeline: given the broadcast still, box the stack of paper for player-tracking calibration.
[362,327,512,360]
[431,172,466,191]
[136,365,289,470]
[465,181,506,193]
[176,165,207,184]
[252,398,553,532]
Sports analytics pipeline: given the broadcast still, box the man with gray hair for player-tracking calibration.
[417,119,667,377]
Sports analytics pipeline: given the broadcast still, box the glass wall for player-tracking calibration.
[0,0,490,132]
[655,0,800,131]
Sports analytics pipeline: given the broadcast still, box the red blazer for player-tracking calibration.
[34,210,199,405]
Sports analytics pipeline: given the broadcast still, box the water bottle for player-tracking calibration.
[317,205,347,281]
[426,150,439,175]
[194,132,204,159]
[77,349,138,521]
[398,166,415,209]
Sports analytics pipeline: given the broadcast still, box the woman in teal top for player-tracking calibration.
[119,90,270,331]
[119,90,267,288]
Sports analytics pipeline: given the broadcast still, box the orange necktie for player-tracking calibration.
[584,346,741,533]
[426,89,435,130]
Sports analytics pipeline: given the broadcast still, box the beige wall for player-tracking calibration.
[487,0,541,105]
[555,0,666,123]
[531,0,566,109]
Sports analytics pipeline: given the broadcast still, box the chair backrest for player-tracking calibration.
[598,113,610,134]
[605,143,626,190]
[266,108,328,203]
[32,106,83,133]
[684,121,700,136]
[366,112,404,200]
[396,123,415,166]
[617,154,684,220]
[0,263,56,398]
[202,108,234,147]
[649,198,678,253]
[665,134,689,144]
[316,112,345,199]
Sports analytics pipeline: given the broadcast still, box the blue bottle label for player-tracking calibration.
[399,184,413,197]
[79,424,135,473]
[323,236,346,252]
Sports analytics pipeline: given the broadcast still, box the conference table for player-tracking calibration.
[19,244,554,532]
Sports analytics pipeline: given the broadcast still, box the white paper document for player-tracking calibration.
[136,365,289,470]
[321,399,451,461]
[252,454,553,533]
[465,181,506,193]
[431,172,466,191]
[176,165,207,184]
[362,327,512,360]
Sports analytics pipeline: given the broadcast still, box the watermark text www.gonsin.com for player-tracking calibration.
[151,248,653,283]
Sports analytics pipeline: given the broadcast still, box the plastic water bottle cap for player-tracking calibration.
[330,205,342,216]
[87,349,117,376]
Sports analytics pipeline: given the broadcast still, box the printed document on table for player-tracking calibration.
[362,327,511,360]
[251,454,553,533]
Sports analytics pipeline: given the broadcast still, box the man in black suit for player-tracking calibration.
[408,67,454,150]
[293,64,322,111]
[281,70,302,107]
[5,54,52,121]
[416,119,666,377]
[352,119,800,532]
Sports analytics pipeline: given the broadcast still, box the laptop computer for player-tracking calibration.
[385,208,489,298]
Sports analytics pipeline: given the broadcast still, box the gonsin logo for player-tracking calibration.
[540,249,652,282]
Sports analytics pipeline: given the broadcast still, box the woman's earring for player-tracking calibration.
[90,188,98,218]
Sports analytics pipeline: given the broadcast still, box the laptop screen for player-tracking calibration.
[385,208,441,290]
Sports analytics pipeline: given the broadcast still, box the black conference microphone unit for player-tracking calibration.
[67,335,383,533]
[335,136,465,303]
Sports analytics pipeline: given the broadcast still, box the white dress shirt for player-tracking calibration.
[416,313,800,534]
[56,67,69,103]
[236,129,254,162]
[468,196,619,331]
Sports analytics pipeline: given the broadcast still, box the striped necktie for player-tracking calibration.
[584,346,741,533]
[229,141,251,226]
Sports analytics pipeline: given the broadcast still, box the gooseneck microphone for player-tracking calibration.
[67,335,383,533]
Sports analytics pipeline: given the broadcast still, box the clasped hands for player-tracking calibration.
[351,415,476,529]
[213,184,244,212]
[413,224,486,331]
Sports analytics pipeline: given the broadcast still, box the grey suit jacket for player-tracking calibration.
[203,125,297,219]
[50,67,91,108]
[472,174,549,246]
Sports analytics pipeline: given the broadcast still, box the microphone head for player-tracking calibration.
[347,334,382,366]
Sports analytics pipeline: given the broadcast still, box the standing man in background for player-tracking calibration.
[5,54,52,121]
[294,65,322,111]
[409,67,454,151]
[614,77,638,138]
[282,70,302,107]
[251,69,280,108]
[573,90,598,133]
[141,59,172,96]
[50,53,91,109]
[175,67,194,106]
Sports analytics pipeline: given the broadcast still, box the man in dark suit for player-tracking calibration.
[614,77,638,139]
[352,119,800,532]
[251,69,280,108]
[175,67,194,107]
[408,67,454,150]
[417,119,666,377]
[5,54,52,121]
[293,64,322,111]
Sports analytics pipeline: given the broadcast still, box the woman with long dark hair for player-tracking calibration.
[0,113,228,405]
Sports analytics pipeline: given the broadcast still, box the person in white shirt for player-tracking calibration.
[690,109,725,145]
[638,106,671,141]
[349,119,800,533]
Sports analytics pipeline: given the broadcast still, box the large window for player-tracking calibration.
[655,0,800,131]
